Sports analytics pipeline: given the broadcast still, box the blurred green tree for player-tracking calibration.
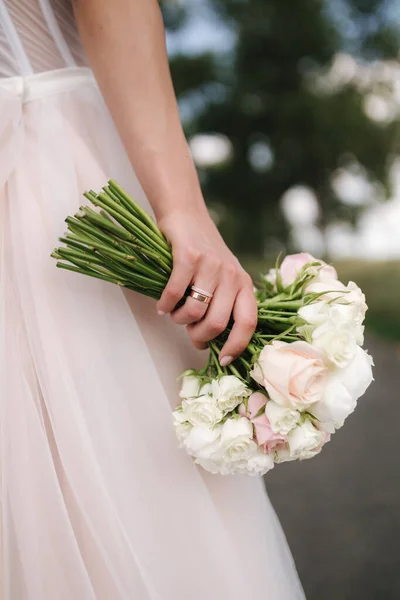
[163,0,400,255]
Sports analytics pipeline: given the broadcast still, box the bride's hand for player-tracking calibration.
[156,209,257,366]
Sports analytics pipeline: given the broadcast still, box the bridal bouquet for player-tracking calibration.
[53,180,374,476]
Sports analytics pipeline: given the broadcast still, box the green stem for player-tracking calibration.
[57,239,166,285]
[258,300,303,311]
[209,343,223,376]
[257,309,298,317]
[246,343,258,356]
[238,355,252,371]
[257,315,297,324]
[227,362,245,380]
[79,207,136,242]
[66,216,134,254]
[59,236,137,267]
[91,193,171,260]
[55,261,126,285]
[55,247,104,267]
[131,245,172,273]
[108,179,164,238]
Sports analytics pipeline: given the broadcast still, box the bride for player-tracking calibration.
[0,0,305,598]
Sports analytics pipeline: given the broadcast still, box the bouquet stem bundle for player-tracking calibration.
[52,180,172,298]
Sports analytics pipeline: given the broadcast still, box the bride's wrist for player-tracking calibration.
[132,140,208,222]
[150,182,209,222]
[155,200,211,226]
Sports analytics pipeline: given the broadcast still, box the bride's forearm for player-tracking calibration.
[73,0,206,220]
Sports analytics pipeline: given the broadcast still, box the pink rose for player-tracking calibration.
[280,253,315,287]
[251,341,328,409]
[239,392,285,452]
[313,264,338,283]
[280,253,337,288]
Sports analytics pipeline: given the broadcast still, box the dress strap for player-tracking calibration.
[38,0,77,68]
[0,0,33,75]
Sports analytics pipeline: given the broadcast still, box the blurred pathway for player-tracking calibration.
[266,337,400,600]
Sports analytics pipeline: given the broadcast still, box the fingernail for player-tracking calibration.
[157,309,165,316]
[220,355,233,367]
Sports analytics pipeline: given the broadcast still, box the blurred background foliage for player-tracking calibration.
[160,0,400,341]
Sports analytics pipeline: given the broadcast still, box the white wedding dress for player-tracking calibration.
[0,1,305,598]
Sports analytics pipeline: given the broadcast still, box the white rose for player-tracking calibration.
[183,424,222,460]
[306,280,367,325]
[298,301,331,327]
[179,373,200,399]
[274,444,293,464]
[264,268,277,288]
[194,457,228,475]
[311,322,357,368]
[309,376,355,432]
[265,401,300,435]
[245,451,275,476]
[287,420,326,460]
[211,376,251,414]
[220,417,257,463]
[346,281,368,324]
[339,346,374,401]
[182,395,223,428]
[298,301,364,346]
[172,409,192,446]
[330,304,365,345]
[199,382,212,395]
[233,449,274,476]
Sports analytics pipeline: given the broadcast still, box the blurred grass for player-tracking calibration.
[241,257,400,343]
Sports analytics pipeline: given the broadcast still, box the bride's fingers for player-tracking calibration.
[218,284,257,364]
[157,259,193,314]
[188,334,208,350]
[171,261,219,326]
[186,279,237,344]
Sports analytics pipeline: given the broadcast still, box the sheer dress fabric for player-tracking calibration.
[0,1,306,598]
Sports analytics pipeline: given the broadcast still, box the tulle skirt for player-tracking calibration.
[0,67,305,599]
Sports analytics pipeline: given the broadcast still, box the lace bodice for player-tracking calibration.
[0,0,86,78]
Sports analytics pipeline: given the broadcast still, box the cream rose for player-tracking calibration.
[199,382,212,395]
[251,340,328,409]
[211,375,251,414]
[264,268,277,288]
[287,420,326,460]
[306,280,367,328]
[172,409,192,446]
[194,457,230,475]
[265,401,300,435]
[298,301,364,347]
[274,444,293,464]
[182,395,223,428]
[183,424,222,460]
[309,376,355,432]
[245,451,275,476]
[220,417,257,463]
[338,346,374,401]
[311,322,357,368]
[179,373,200,399]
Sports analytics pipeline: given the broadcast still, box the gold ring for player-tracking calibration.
[190,285,213,298]
[189,289,212,304]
